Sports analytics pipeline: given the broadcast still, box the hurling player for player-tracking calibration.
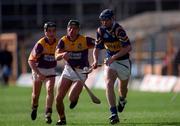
[55,20,95,125]
[28,22,58,124]
[92,9,132,124]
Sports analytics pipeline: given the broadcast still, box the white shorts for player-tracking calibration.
[61,65,87,82]
[105,59,131,80]
[32,67,56,80]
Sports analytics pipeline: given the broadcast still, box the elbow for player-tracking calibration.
[28,60,34,68]
[55,55,58,60]
[55,54,62,61]
[55,56,59,61]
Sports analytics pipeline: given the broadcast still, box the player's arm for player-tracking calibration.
[111,27,132,61]
[28,60,41,75]
[28,43,45,79]
[55,39,70,61]
[92,28,104,69]
[55,49,70,61]
[92,48,100,69]
[86,37,95,49]
[111,45,131,61]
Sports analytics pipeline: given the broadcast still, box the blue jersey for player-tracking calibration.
[95,22,130,60]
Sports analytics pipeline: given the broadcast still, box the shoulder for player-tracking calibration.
[114,23,127,37]
[37,37,46,44]
[35,37,47,48]
[97,26,104,32]
[114,23,125,32]
[57,36,66,45]
[96,27,105,36]
[76,35,88,42]
[33,38,45,51]
[60,36,68,42]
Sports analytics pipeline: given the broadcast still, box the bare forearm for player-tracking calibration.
[112,45,132,60]
[93,48,99,63]
[55,52,66,60]
[55,48,68,61]
[28,60,41,74]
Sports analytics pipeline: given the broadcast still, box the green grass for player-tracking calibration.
[0,85,180,126]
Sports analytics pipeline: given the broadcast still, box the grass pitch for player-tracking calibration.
[0,85,180,126]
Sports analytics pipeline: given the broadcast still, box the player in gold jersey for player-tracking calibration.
[55,20,95,125]
[28,22,58,124]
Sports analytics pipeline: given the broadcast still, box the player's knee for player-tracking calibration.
[47,88,54,96]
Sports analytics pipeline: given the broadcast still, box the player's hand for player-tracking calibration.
[62,52,70,61]
[37,73,46,81]
[91,62,98,69]
[104,57,115,66]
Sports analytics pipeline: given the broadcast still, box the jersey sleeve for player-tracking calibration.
[86,37,95,48]
[56,39,65,50]
[95,28,105,49]
[28,43,43,61]
[116,26,130,47]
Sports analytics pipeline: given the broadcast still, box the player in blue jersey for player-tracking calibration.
[92,9,132,124]
[55,20,95,125]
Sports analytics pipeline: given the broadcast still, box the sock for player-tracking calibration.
[110,106,117,115]
[32,105,38,110]
[45,108,52,117]
[61,116,66,121]
[119,96,125,101]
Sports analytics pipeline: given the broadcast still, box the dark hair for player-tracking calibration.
[67,20,80,28]
[99,9,114,20]
[44,22,56,31]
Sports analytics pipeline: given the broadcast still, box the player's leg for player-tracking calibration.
[104,66,119,124]
[117,79,129,112]
[56,77,72,125]
[44,77,55,124]
[115,59,131,113]
[31,79,42,120]
[68,80,83,109]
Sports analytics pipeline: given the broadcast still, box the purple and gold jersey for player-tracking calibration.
[28,37,58,68]
[56,35,95,69]
[96,22,131,60]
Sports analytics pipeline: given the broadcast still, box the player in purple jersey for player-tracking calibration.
[55,20,95,125]
[92,9,132,124]
[28,22,58,124]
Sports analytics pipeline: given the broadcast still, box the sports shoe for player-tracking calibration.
[109,114,119,125]
[117,99,127,112]
[56,119,66,125]
[69,100,78,109]
[45,116,52,124]
[31,109,37,120]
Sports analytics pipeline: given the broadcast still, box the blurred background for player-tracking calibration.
[0,0,179,91]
